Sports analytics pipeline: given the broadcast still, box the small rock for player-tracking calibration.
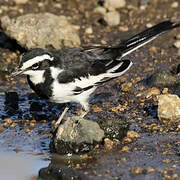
[5,92,19,112]
[0,126,3,132]
[119,26,129,32]
[127,131,139,139]
[171,2,179,8]
[146,167,155,173]
[104,138,114,150]
[178,49,180,56]
[131,167,143,175]
[176,33,180,39]
[104,11,120,26]
[174,41,180,49]
[140,0,152,6]
[121,82,132,92]
[121,146,129,152]
[146,23,153,28]
[94,6,107,15]
[1,13,80,49]
[13,0,28,4]
[51,116,104,154]
[4,118,13,125]
[162,88,169,94]
[85,27,93,34]
[99,116,129,140]
[104,0,126,9]
[157,94,180,124]
[10,123,17,128]
[146,87,161,98]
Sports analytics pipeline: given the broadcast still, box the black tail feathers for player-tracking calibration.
[118,20,180,57]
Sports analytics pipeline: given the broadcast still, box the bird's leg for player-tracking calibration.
[54,104,70,129]
[80,103,89,118]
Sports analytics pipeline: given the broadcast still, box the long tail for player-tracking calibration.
[118,21,180,58]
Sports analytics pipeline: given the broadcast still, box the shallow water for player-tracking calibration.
[0,151,49,180]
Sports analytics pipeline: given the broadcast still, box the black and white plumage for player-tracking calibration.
[11,21,180,128]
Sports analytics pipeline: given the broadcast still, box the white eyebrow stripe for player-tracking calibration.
[22,54,54,69]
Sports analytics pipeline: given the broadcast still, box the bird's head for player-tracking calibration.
[11,48,55,77]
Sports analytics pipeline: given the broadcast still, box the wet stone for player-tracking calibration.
[98,116,129,140]
[146,64,180,96]
[51,116,104,154]
[4,92,19,115]
[39,165,90,180]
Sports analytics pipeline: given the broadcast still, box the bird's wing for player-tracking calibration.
[56,21,179,93]
[57,58,132,94]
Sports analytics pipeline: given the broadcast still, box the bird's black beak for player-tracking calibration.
[10,69,23,77]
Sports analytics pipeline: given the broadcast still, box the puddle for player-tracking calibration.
[0,151,49,180]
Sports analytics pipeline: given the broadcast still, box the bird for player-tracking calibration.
[11,20,180,129]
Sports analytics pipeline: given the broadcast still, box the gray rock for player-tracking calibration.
[104,11,120,26]
[146,64,180,96]
[98,116,129,140]
[51,116,104,154]
[158,94,180,124]
[1,13,81,49]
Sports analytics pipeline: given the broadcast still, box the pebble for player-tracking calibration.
[174,41,180,49]
[123,137,132,143]
[119,26,129,32]
[104,138,114,150]
[127,131,139,139]
[121,82,132,92]
[94,6,107,15]
[92,106,102,112]
[121,146,129,152]
[10,123,17,128]
[0,126,3,132]
[149,46,157,53]
[131,167,143,175]
[13,0,28,4]
[4,118,13,127]
[104,11,120,26]
[104,0,126,9]
[85,27,93,34]
[146,167,155,173]
[162,88,168,94]
[146,87,161,98]
[176,33,180,39]
[146,23,153,28]
[162,159,170,164]
[171,2,179,8]
[158,94,180,124]
[178,49,180,56]
[30,123,35,129]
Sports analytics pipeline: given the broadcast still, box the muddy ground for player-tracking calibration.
[0,0,180,179]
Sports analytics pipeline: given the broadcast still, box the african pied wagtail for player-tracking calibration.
[11,21,180,129]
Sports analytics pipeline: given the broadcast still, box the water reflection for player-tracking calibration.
[0,152,49,180]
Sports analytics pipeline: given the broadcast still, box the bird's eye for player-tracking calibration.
[32,63,39,70]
